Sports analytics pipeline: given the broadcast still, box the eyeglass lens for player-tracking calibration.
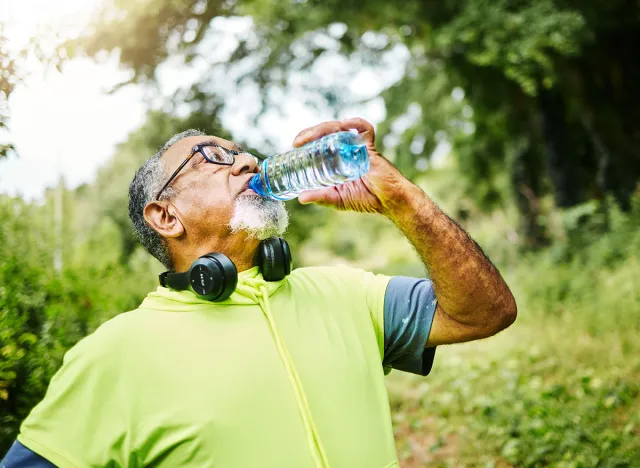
[201,145,235,164]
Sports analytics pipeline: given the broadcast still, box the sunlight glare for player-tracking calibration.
[1,0,101,52]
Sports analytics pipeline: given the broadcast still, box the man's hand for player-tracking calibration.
[293,118,410,214]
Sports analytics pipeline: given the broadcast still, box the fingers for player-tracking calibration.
[293,121,344,148]
[340,117,375,144]
[293,118,375,148]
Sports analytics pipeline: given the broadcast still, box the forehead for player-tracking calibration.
[162,135,239,166]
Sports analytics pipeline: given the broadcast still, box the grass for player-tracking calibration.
[387,320,640,467]
[386,236,640,467]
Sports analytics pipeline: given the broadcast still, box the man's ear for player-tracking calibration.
[144,201,184,238]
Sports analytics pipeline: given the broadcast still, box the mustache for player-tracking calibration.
[237,191,262,201]
[236,178,257,199]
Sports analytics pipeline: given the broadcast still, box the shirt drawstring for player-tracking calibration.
[256,285,330,468]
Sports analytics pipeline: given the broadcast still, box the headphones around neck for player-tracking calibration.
[158,237,292,302]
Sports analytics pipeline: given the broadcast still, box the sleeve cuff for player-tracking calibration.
[386,346,436,377]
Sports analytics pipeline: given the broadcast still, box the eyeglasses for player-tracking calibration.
[155,141,252,200]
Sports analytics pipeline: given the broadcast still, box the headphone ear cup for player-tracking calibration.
[260,237,290,282]
[189,253,238,301]
[279,238,292,276]
[259,238,275,281]
[260,237,287,281]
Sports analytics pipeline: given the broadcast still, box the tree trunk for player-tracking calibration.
[537,88,582,208]
[511,141,548,248]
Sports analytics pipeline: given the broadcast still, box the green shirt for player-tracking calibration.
[19,266,400,468]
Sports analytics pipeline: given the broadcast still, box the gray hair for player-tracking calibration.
[128,129,206,270]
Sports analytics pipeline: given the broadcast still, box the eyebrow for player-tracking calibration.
[196,138,245,153]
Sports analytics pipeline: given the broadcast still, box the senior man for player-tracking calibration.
[3,118,516,467]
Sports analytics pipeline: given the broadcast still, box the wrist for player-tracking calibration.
[381,180,436,222]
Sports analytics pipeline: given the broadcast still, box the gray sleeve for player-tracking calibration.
[383,276,437,376]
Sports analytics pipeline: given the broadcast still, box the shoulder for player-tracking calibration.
[287,265,393,297]
[290,265,379,280]
[62,309,147,365]
[289,265,352,278]
[288,265,370,286]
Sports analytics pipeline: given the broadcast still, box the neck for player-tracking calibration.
[171,234,261,273]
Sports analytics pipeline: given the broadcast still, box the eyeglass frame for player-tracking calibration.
[154,141,251,200]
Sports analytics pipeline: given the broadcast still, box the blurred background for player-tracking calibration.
[1,0,639,465]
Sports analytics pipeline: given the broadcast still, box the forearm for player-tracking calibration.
[384,181,517,342]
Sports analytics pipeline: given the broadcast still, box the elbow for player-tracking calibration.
[494,291,518,333]
[443,290,518,343]
[474,292,517,340]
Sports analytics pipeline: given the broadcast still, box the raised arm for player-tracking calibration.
[382,179,517,345]
[293,118,517,346]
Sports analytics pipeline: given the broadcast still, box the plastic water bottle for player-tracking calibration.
[248,131,370,200]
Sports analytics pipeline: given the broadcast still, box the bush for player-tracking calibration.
[0,196,158,452]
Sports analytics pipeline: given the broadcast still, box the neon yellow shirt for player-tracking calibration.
[19,266,399,467]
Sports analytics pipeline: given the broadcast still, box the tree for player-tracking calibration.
[68,0,640,246]
[0,24,19,159]
[0,22,64,160]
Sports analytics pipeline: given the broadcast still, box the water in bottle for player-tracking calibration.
[248,131,370,200]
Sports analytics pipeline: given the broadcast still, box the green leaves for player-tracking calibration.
[435,1,586,95]
[59,0,640,228]
[0,25,19,160]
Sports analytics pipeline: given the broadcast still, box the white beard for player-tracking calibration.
[228,193,289,240]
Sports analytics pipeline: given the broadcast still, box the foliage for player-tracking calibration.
[0,25,19,159]
[0,185,162,452]
[0,198,53,446]
[67,0,640,247]
[388,330,640,467]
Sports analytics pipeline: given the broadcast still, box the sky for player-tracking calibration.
[0,0,145,199]
[1,58,147,199]
[0,0,446,200]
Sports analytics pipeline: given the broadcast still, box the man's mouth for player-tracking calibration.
[237,179,258,198]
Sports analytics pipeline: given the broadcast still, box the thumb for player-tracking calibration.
[298,187,339,206]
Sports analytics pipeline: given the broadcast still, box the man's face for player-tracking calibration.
[160,135,288,242]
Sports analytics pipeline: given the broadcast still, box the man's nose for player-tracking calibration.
[231,152,259,176]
